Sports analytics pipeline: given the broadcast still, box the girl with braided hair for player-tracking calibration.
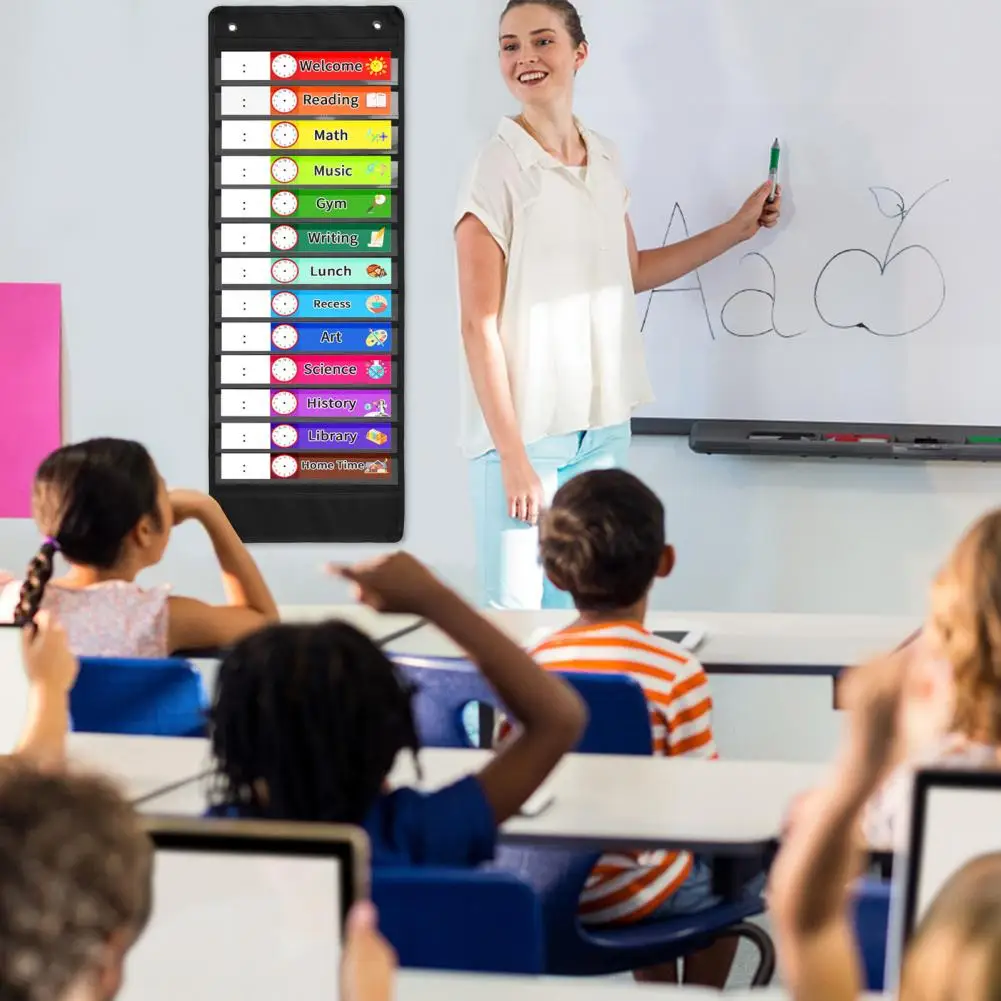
[0,438,278,656]
[208,552,586,867]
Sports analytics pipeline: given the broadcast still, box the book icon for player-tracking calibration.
[366,91,388,109]
[368,227,386,249]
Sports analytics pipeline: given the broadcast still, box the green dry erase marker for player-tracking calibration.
[768,138,780,202]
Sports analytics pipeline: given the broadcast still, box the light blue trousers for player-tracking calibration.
[469,423,632,610]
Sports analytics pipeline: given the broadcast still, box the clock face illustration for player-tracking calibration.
[271,455,298,478]
[272,53,297,79]
[271,390,298,415]
[271,190,298,216]
[270,156,298,183]
[271,291,299,316]
[270,225,296,252]
[271,324,299,350]
[271,88,298,113]
[271,225,298,251]
[271,121,299,148]
[271,259,299,284]
[271,356,297,382]
[271,424,298,448]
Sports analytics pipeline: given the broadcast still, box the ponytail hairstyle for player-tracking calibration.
[14,439,162,626]
[540,469,666,611]
[500,0,587,47]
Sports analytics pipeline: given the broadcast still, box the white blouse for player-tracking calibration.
[455,117,654,459]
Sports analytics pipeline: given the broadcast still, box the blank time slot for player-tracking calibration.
[220,322,272,352]
[221,258,274,285]
[220,290,272,319]
[220,157,273,185]
[219,389,272,417]
[219,52,272,82]
[219,189,272,219]
[220,423,272,450]
[220,120,273,151]
[220,86,273,116]
[219,223,272,254]
[219,355,273,385]
[219,453,272,481]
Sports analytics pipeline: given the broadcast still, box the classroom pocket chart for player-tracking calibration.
[210,7,404,543]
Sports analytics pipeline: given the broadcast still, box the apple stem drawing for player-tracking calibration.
[720,251,806,339]
[813,179,949,337]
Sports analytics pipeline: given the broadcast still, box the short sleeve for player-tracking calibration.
[603,137,631,212]
[0,579,19,623]
[366,776,497,867]
[454,149,515,257]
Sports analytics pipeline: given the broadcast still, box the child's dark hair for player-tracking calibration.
[14,438,162,626]
[0,764,153,1001]
[540,469,665,611]
[209,621,421,824]
[501,0,586,47]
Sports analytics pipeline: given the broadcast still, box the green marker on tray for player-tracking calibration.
[768,138,780,202]
[969,436,1001,444]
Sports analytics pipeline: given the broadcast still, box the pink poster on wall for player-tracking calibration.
[0,283,62,518]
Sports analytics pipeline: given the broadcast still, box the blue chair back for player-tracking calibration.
[73,658,208,737]
[852,877,891,991]
[372,867,544,973]
[392,655,651,755]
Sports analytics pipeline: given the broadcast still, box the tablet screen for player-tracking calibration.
[120,848,341,1000]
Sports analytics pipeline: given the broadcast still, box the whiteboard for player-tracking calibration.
[572,0,1001,428]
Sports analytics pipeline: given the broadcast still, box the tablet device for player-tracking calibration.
[885,768,1001,991]
[0,624,32,753]
[120,816,369,1001]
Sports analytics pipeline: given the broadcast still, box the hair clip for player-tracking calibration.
[42,536,60,552]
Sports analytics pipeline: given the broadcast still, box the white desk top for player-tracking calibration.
[67,734,824,853]
[391,749,825,853]
[279,605,917,674]
[397,970,884,1001]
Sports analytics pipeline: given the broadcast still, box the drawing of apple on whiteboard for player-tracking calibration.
[813,180,948,338]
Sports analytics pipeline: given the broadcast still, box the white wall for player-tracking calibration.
[2,0,1000,619]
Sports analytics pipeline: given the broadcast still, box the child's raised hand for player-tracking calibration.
[340,902,396,1001]
[21,611,78,694]
[836,647,912,796]
[328,552,444,616]
[168,489,217,525]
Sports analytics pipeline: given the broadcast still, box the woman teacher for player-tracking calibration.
[456,0,782,610]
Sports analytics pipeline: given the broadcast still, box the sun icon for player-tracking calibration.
[366,56,389,77]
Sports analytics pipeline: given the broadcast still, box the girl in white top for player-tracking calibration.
[455,0,783,610]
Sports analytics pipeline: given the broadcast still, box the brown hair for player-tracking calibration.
[540,469,665,611]
[500,0,587,48]
[902,853,1001,1000]
[0,765,153,1001]
[931,508,1001,743]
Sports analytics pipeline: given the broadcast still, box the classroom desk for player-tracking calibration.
[390,749,825,855]
[64,735,824,854]
[279,605,917,680]
[397,971,884,1001]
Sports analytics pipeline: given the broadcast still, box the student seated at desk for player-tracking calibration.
[206,552,586,867]
[858,508,1001,850]
[0,438,278,656]
[771,648,1001,1001]
[0,764,397,1001]
[512,469,762,987]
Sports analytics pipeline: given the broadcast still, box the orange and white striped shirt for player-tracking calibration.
[531,621,717,926]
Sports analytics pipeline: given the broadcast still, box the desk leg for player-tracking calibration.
[478,702,496,749]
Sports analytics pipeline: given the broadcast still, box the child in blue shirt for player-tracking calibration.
[207,552,587,866]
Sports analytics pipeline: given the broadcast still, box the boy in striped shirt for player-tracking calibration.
[530,469,762,987]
